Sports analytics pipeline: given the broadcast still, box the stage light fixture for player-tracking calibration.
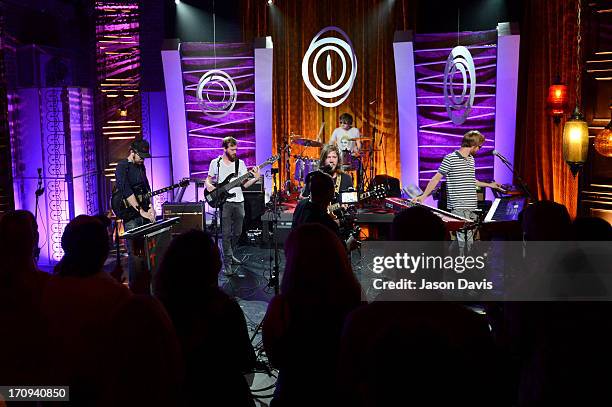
[267,0,272,5]
[175,0,180,4]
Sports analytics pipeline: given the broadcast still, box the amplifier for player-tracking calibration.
[373,175,401,197]
[243,181,265,235]
[261,210,293,247]
[162,202,205,236]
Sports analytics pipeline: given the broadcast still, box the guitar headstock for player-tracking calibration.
[264,155,280,166]
[178,178,190,188]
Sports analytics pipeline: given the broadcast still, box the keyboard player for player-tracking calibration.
[414,130,503,247]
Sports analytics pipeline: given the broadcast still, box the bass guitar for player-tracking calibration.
[204,155,279,208]
[111,178,189,221]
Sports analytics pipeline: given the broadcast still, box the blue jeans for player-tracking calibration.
[451,208,478,253]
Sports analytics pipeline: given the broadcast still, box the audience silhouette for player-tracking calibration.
[1,197,610,406]
[263,223,363,406]
[155,229,256,406]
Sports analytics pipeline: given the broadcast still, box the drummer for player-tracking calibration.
[300,144,353,202]
[330,113,361,158]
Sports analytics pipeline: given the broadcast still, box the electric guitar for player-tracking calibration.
[111,178,189,220]
[327,184,387,215]
[204,155,279,208]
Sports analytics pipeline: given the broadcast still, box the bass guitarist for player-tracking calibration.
[205,137,261,276]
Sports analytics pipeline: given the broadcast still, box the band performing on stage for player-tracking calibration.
[6,2,612,405]
[106,122,524,286]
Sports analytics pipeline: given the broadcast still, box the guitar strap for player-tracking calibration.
[335,174,342,194]
[235,158,239,177]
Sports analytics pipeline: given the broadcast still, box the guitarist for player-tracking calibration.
[292,171,358,251]
[205,137,261,276]
[115,140,156,228]
[300,144,353,202]
[114,139,155,288]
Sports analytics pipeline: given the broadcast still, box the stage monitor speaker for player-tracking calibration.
[162,202,205,236]
[373,175,401,197]
[242,181,266,240]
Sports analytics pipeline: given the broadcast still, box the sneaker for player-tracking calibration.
[232,255,243,265]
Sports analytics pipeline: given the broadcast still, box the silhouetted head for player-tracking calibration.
[155,229,222,305]
[308,170,335,207]
[283,223,362,314]
[55,215,109,277]
[521,200,571,241]
[0,210,39,271]
[391,206,447,241]
[572,216,612,241]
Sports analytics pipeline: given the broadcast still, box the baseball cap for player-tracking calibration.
[131,140,151,158]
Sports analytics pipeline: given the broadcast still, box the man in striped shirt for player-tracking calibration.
[414,130,502,246]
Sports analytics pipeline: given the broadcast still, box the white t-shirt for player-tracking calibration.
[208,156,248,203]
[330,127,360,152]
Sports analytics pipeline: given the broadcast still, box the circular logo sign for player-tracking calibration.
[196,69,237,118]
[302,26,357,108]
[443,46,476,125]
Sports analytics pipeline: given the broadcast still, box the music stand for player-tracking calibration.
[122,217,181,294]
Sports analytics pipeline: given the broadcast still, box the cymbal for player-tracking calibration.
[292,137,323,147]
[353,137,372,141]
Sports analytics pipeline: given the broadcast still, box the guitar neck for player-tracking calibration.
[328,190,375,212]
[222,161,269,190]
[145,183,182,199]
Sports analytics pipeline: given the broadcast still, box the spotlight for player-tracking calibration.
[267,0,272,5]
[175,0,180,4]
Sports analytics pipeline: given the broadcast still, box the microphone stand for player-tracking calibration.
[34,169,44,262]
[496,154,533,201]
[269,167,280,295]
[213,157,222,245]
[34,168,44,223]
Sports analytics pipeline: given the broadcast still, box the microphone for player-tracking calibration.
[36,168,45,197]
[492,150,511,165]
[321,164,333,174]
[369,99,377,105]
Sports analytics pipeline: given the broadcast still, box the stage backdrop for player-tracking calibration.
[414,30,497,191]
[241,0,418,185]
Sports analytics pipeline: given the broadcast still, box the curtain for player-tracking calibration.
[241,0,417,184]
[515,0,581,217]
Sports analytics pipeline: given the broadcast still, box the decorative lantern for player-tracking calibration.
[594,104,612,158]
[563,107,590,176]
[547,81,568,123]
[563,0,589,176]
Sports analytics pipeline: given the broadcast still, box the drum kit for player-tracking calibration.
[281,134,378,195]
